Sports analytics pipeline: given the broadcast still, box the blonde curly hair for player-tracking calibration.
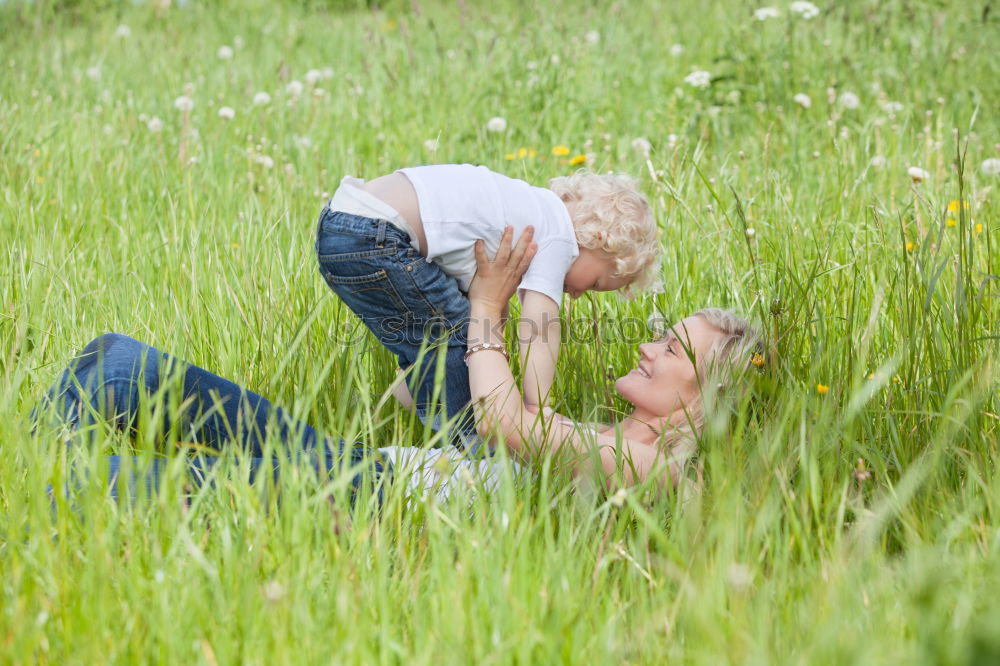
[548,170,660,292]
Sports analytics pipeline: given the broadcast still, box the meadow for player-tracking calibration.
[1,0,998,662]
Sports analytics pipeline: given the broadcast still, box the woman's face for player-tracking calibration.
[615,315,724,419]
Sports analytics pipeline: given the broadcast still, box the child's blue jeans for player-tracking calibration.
[315,207,478,450]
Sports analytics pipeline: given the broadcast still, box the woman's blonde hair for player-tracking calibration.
[548,170,660,291]
[659,308,762,481]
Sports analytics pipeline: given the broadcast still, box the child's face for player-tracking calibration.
[563,248,632,299]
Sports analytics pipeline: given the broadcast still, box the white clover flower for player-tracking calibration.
[882,101,904,114]
[262,580,286,602]
[174,95,194,112]
[789,1,820,19]
[631,137,651,154]
[584,30,600,45]
[423,138,439,152]
[253,91,271,106]
[256,154,274,169]
[218,106,235,120]
[667,133,679,148]
[869,155,887,169]
[684,70,711,88]
[754,7,780,20]
[745,227,756,238]
[146,116,163,132]
[727,563,752,590]
[979,158,1000,176]
[550,54,560,66]
[86,66,101,80]
[792,93,812,108]
[322,66,334,79]
[486,116,507,132]
[907,166,930,182]
[115,24,131,39]
[304,68,322,85]
[217,45,234,60]
[838,91,860,109]
[669,43,685,57]
[609,488,627,507]
[286,80,304,97]
[296,135,313,149]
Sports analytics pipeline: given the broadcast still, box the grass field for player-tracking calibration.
[2,0,999,662]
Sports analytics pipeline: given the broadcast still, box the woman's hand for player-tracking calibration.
[468,226,537,316]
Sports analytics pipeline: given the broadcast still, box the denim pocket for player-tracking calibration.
[321,267,407,314]
[316,246,398,263]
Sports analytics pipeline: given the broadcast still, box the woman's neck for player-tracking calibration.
[617,412,663,444]
[619,407,691,444]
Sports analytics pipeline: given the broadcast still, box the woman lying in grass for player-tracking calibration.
[35,228,759,502]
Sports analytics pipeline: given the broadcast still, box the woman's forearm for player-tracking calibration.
[518,291,561,408]
[466,303,531,448]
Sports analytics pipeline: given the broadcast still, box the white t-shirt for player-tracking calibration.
[376,445,522,503]
[398,165,579,306]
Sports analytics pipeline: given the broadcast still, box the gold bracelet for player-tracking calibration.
[464,342,509,365]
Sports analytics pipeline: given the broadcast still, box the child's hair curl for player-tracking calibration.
[548,170,660,293]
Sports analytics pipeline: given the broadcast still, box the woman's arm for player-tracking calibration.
[466,229,680,488]
[517,290,561,409]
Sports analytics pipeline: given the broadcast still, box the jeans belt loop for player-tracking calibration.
[375,219,387,248]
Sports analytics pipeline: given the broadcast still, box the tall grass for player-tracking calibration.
[1,0,998,662]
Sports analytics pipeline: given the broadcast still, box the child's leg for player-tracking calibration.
[316,209,478,449]
[391,369,415,410]
[389,261,477,449]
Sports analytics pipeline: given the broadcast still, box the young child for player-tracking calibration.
[315,164,659,451]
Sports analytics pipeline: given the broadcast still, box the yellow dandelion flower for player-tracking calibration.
[867,372,875,379]
[36,176,44,183]
[505,153,515,160]
[33,149,41,157]
[552,145,570,156]
[517,147,528,159]
[946,199,968,215]
[905,241,915,252]
[569,154,587,166]
[975,223,983,234]
[892,376,901,384]
[816,384,829,395]
[946,219,957,227]
[750,352,765,368]
[528,148,537,158]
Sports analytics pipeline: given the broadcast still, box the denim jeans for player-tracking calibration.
[315,208,477,449]
[34,334,389,503]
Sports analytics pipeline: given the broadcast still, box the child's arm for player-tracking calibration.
[518,290,561,409]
